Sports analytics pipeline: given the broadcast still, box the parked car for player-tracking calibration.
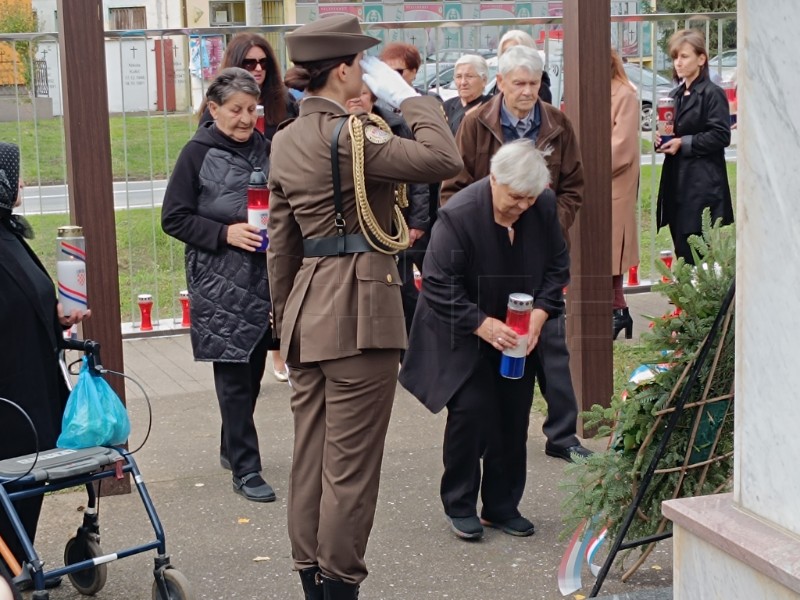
[413,65,457,97]
[424,48,495,64]
[707,49,737,83]
[623,63,674,131]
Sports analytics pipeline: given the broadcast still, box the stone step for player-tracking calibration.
[595,588,673,600]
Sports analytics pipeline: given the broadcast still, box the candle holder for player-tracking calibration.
[660,250,674,283]
[138,294,154,331]
[627,264,640,287]
[179,290,191,327]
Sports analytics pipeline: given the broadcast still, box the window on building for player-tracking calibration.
[109,7,147,30]
[262,0,284,25]
[209,1,246,26]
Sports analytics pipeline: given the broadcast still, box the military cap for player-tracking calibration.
[286,14,379,63]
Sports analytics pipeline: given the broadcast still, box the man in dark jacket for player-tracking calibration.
[441,45,590,463]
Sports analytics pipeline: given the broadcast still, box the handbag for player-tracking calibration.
[56,356,131,449]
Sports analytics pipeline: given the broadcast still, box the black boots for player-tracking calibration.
[299,569,359,600]
[320,574,359,599]
[613,307,633,340]
[299,567,322,600]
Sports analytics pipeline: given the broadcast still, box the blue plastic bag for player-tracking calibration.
[57,357,131,449]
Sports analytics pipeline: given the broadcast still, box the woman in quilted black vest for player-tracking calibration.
[162,68,275,503]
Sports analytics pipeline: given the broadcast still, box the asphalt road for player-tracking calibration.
[19,142,736,216]
[21,179,168,215]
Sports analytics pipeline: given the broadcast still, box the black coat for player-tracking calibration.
[399,179,569,414]
[0,221,67,458]
[657,75,733,233]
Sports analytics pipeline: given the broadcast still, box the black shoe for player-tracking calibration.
[232,473,276,502]
[445,514,484,540]
[220,455,231,470]
[545,443,593,463]
[16,574,63,591]
[480,515,535,537]
[319,574,360,599]
[613,307,633,340]
[299,567,323,600]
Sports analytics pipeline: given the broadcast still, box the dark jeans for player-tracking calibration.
[441,348,537,521]
[212,330,271,478]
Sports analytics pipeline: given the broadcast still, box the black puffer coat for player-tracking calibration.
[162,123,270,362]
[657,75,733,234]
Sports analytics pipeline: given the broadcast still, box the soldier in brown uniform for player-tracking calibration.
[266,14,462,600]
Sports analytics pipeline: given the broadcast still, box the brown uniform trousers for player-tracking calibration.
[267,95,462,584]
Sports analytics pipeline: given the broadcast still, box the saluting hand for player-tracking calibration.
[360,55,419,110]
[227,222,264,252]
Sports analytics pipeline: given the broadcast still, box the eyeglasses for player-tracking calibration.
[241,58,269,72]
[455,74,480,81]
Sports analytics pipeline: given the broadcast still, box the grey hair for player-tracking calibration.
[454,54,489,82]
[498,45,544,78]
[498,30,536,56]
[490,140,551,197]
[206,67,260,106]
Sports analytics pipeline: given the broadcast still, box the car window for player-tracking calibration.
[624,65,671,88]
[720,52,737,67]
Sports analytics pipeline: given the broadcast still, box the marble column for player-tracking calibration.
[662,1,800,597]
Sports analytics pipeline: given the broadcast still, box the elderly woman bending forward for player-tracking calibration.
[400,140,569,541]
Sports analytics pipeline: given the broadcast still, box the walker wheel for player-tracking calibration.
[152,568,194,600]
[63,536,108,595]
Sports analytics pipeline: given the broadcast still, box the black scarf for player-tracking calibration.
[0,142,34,239]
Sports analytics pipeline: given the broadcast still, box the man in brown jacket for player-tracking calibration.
[442,45,591,462]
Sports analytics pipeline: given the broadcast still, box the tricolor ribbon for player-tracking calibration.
[558,519,609,595]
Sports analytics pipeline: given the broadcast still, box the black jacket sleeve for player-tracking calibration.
[532,190,570,316]
[681,85,731,157]
[161,143,227,251]
[420,210,487,337]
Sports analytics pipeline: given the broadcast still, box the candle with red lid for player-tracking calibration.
[255,105,265,134]
[499,293,534,379]
[247,167,270,252]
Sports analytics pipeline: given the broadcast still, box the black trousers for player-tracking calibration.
[670,227,699,265]
[212,331,270,478]
[535,315,580,449]
[441,348,537,521]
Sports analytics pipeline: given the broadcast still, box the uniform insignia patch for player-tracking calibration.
[364,125,391,144]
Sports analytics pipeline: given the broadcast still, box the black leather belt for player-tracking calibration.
[303,233,375,257]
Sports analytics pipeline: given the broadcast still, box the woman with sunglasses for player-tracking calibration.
[199,33,298,142]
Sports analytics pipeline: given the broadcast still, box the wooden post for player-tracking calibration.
[58,0,130,493]
[563,0,613,435]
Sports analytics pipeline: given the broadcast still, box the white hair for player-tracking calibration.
[454,54,489,82]
[498,45,544,78]
[490,140,551,197]
[498,30,536,56]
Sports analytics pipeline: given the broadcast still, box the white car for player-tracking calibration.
[707,49,737,83]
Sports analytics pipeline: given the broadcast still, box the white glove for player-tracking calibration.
[360,55,419,110]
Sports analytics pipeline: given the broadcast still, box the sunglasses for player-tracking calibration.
[242,58,269,72]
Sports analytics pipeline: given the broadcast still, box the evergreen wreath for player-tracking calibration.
[561,210,736,576]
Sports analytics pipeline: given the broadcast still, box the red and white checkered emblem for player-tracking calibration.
[261,214,269,227]
[77,270,86,286]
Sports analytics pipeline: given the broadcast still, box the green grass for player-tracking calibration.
[25,207,186,324]
[0,114,196,185]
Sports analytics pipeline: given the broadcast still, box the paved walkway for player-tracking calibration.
[34,293,674,599]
